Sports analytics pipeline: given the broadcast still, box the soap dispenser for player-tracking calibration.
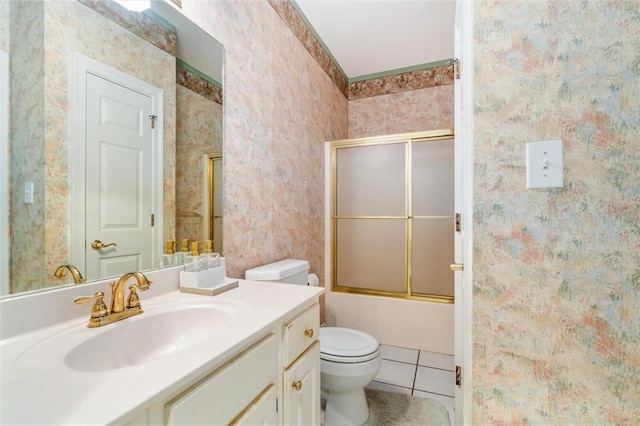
[203,239,220,268]
[185,241,205,272]
[159,240,176,267]
[174,239,190,265]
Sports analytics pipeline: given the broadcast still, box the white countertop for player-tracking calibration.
[1,280,323,425]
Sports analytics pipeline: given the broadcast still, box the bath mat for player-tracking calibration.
[363,388,451,426]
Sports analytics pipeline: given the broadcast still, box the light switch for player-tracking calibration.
[24,182,34,204]
[526,140,563,189]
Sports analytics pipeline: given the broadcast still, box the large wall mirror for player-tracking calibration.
[0,0,223,296]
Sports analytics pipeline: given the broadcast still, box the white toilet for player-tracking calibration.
[245,259,382,426]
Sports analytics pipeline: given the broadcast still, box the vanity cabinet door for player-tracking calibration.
[231,384,277,425]
[283,303,319,366]
[165,333,276,425]
[283,341,321,426]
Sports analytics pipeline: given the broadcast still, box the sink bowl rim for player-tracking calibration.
[14,297,249,374]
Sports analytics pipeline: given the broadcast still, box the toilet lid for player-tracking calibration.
[320,327,380,363]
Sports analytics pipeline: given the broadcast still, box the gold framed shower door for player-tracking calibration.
[330,129,455,304]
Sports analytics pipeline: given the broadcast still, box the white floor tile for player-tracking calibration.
[380,344,419,364]
[413,390,454,425]
[418,351,455,371]
[366,380,413,395]
[414,366,455,397]
[373,359,416,388]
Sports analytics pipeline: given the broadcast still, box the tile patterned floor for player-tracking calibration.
[365,344,455,423]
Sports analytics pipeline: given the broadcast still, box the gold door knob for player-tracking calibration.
[91,240,117,250]
[292,381,302,391]
[450,263,464,272]
[304,328,314,338]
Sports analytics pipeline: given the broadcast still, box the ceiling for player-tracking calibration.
[294,0,457,80]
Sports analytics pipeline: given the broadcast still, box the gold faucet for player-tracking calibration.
[53,264,85,284]
[74,272,153,328]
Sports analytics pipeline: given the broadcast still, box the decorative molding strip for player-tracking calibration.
[348,63,454,100]
[177,60,223,105]
[266,0,348,97]
[77,0,176,56]
[348,59,453,84]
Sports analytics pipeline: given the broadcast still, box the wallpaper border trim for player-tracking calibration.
[177,59,223,105]
[266,0,454,100]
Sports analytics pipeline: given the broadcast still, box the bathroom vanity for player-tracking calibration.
[0,270,323,425]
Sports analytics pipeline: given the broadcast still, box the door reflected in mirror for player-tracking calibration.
[1,0,223,296]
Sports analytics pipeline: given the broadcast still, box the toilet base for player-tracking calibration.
[323,387,369,426]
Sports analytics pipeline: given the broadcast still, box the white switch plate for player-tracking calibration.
[526,140,563,189]
[24,182,34,204]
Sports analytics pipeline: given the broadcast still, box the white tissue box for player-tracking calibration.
[179,257,227,288]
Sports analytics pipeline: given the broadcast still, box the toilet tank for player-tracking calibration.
[245,259,310,285]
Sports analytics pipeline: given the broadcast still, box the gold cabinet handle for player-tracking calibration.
[91,240,117,250]
[450,263,464,272]
[292,381,302,391]
[304,328,314,338]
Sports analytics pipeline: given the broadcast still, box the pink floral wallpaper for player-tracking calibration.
[8,1,45,292]
[180,1,349,287]
[77,0,176,56]
[348,85,454,139]
[472,1,640,423]
[175,84,222,245]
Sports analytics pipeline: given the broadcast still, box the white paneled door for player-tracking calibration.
[84,73,154,280]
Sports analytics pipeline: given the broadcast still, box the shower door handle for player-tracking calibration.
[450,263,464,272]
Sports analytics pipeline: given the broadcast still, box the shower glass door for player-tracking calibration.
[331,129,454,303]
[411,137,455,298]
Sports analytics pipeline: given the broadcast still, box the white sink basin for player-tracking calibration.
[65,304,234,371]
[16,299,244,373]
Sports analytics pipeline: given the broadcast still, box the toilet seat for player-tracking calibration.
[320,327,380,363]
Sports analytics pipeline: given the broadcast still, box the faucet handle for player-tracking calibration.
[74,292,108,325]
[126,285,141,309]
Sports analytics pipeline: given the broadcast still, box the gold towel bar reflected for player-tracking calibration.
[176,210,202,218]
